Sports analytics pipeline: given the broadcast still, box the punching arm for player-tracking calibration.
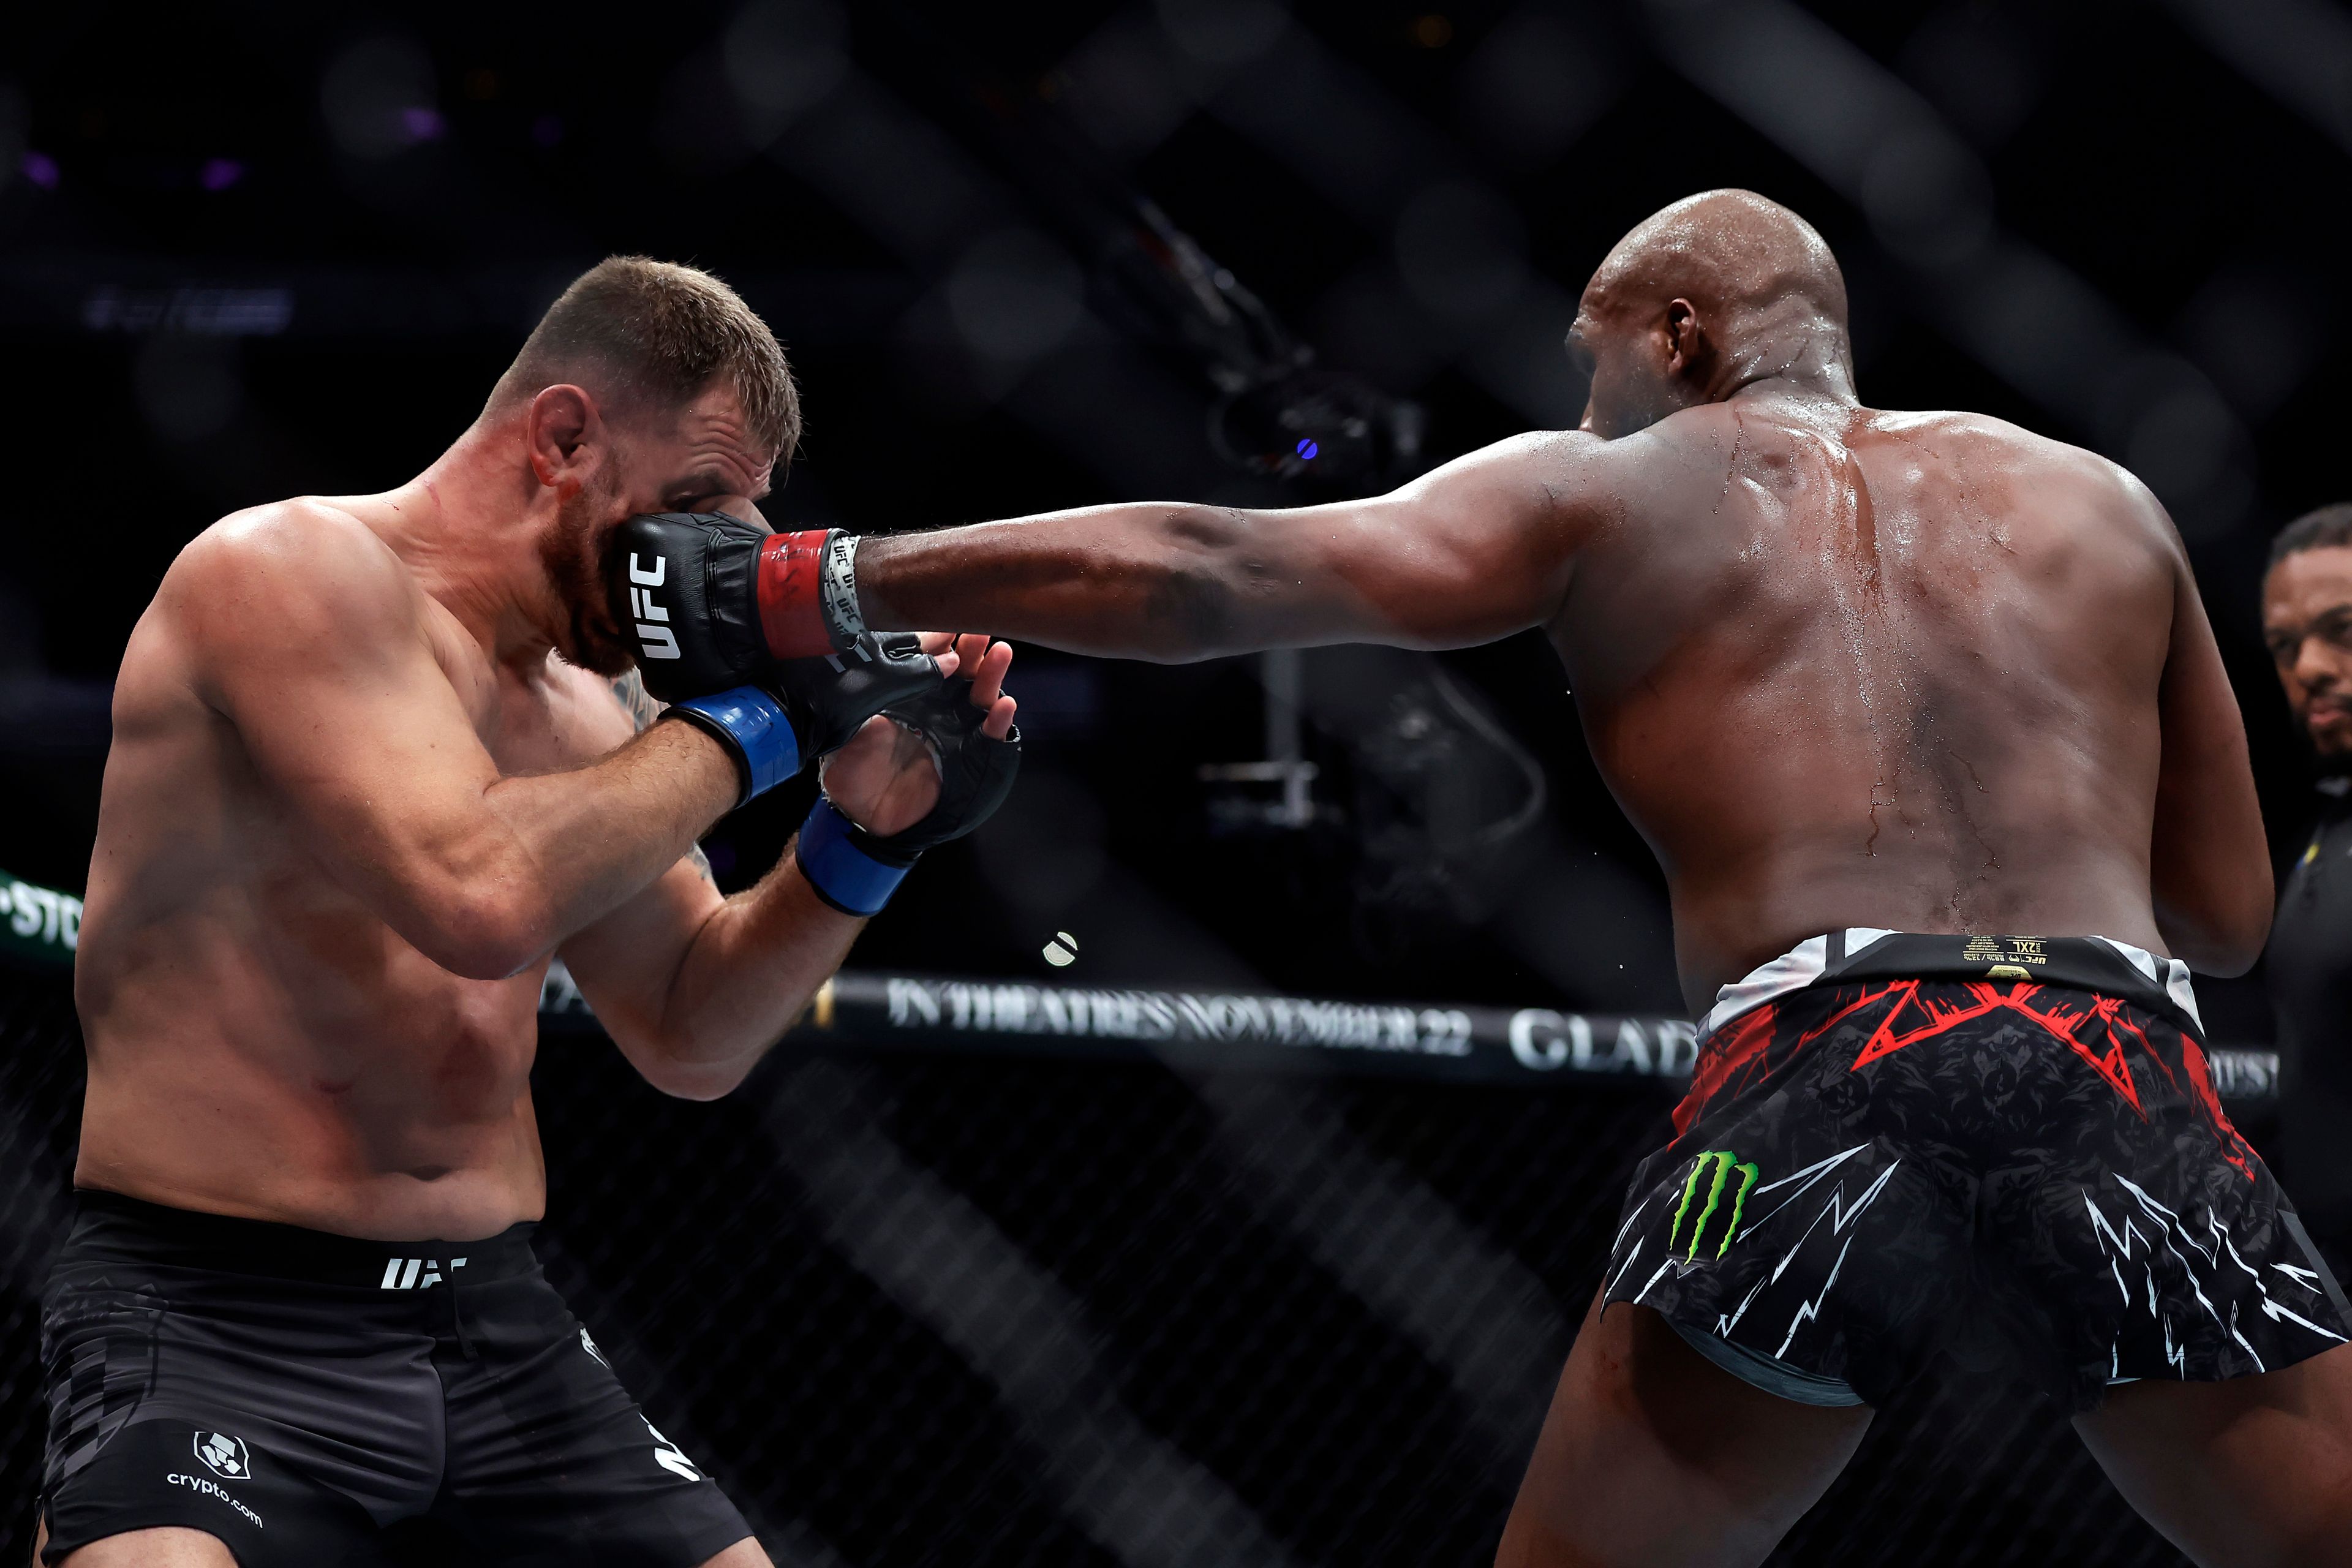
[849,432,1604,662]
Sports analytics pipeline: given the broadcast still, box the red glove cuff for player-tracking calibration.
[755,530,839,658]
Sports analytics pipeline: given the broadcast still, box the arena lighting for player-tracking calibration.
[319,36,440,160]
[81,286,291,336]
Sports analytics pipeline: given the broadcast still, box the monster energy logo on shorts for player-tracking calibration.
[1670,1150,1758,1260]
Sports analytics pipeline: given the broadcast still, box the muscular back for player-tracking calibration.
[1546,399,2237,1011]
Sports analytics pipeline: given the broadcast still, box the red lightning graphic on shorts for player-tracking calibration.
[1673,1001,1776,1136]
[1679,979,2258,1182]
[1818,981,2146,1114]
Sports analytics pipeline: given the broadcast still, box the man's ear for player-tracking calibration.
[524,385,601,491]
[1660,298,1715,386]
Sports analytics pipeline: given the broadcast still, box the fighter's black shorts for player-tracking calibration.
[1604,931,2352,1411]
[37,1191,752,1566]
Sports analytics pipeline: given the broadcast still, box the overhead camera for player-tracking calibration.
[1102,202,1427,492]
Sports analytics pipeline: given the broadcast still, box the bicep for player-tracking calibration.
[549,668,723,1046]
[1251,434,1592,649]
[557,857,726,1051]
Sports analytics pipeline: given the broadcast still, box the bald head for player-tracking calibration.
[1593,190,1848,333]
[1572,190,1856,438]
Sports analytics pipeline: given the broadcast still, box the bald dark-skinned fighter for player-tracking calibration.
[730,190,2352,1565]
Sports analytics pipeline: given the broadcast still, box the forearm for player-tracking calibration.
[449,722,739,976]
[858,504,1336,662]
[2152,854,2273,976]
[636,854,862,1098]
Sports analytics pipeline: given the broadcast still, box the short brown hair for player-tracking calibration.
[492,257,800,463]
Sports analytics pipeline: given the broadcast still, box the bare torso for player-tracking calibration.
[1548,399,2176,1012]
[74,496,628,1241]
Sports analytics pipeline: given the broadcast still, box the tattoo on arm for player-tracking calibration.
[611,670,718,886]
[609,669,665,733]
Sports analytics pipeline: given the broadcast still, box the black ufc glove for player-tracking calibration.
[609,511,862,703]
[793,676,1022,915]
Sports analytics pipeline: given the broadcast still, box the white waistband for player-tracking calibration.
[1696,929,2202,1044]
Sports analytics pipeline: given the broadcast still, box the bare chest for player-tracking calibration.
[426,622,609,777]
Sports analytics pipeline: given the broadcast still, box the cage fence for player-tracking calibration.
[0,960,2236,1567]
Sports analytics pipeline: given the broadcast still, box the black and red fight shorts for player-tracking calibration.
[1604,931,2352,1410]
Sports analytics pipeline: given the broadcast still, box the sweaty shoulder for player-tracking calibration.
[1432,426,1687,521]
[1882,411,2173,587]
[164,499,431,704]
[1864,408,2180,558]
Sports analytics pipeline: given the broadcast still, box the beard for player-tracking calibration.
[539,479,636,677]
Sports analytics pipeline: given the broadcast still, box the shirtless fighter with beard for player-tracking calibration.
[682,193,2352,1566]
[43,258,1019,1566]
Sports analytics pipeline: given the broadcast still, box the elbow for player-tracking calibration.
[2199,914,2272,980]
[2155,898,2272,980]
[634,1047,754,1102]
[2183,940,2263,981]
[2150,838,2274,979]
[1136,508,1252,661]
[617,1014,761,1101]
[421,886,556,981]
[654,1069,751,1102]
[1138,568,1236,662]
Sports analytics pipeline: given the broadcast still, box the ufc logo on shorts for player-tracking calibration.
[378,1256,467,1290]
[628,554,680,661]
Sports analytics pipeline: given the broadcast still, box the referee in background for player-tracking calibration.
[2263,503,2352,1280]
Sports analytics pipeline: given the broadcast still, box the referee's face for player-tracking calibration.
[2266,544,2352,760]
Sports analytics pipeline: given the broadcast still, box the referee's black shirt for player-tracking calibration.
[2269,777,2352,1255]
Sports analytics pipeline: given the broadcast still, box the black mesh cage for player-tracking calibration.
[1,964,2199,1566]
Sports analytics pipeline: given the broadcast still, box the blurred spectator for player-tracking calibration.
[2261,503,2352,1278]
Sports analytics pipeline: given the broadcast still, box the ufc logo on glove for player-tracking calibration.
[627,554,679,661]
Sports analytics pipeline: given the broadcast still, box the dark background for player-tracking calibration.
[3,0,2345,1036]
[0,5,2342,1565]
